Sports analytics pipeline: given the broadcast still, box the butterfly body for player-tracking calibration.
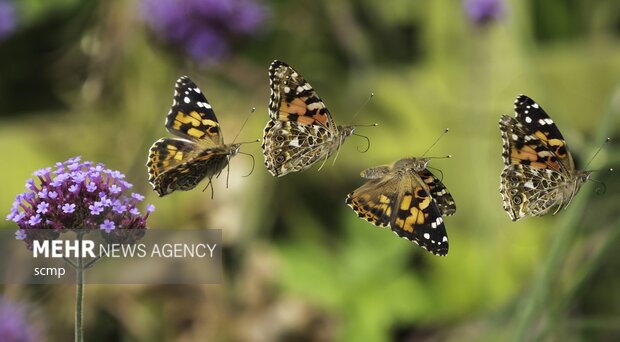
[147,76,239,197]
[499,95,592,220]
[262,60,354,177]
[346,157,455,256]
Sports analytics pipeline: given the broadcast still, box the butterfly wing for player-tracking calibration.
[346,175,398,228]
[262,60,342,176]
[346,170,449,256]
[499,95,576,220]
[262,120,337,176]
[147,138,203,196]
[418,169,456,216]
[267,60,336,130]
[511,95,575,171]
[500,164,568,220]
[166,76,224,147]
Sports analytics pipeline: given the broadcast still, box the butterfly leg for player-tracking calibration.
[331,138,344,167]
[225,161,231,189]
[317,153,330,171]
[202,178,215,199]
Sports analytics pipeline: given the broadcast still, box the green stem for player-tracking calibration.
[75,232,84,342]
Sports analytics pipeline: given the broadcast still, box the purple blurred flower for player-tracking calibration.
[6,156,155,248]
[140,0,269,63]
[0,298,40,342]
[463,0,506,26]
[0,1,17,41]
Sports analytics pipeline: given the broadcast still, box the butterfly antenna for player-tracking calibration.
[584,137,611,169]
[422,128,449,157]
[237,139,261,146]
[231,107,256,144]
[352,133,371,153]
[237,151,256,177]
[347,92,374,125]
[427,154,452,160]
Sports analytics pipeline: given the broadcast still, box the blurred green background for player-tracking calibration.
[1,0,619,341]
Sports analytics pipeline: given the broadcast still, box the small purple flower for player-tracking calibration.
[68,184,80,193]
[66,156,81,164]
[15,229,26,240]
[112,201,127,214]
[140,0,269,64]
[33,168,50,178]
[62,203,76,214]
[36,202,49,214]
[89,202,104,215]
[463,0,506,26]
[146,204,155,214]
[131,193,145,201]
[109,184,122,194]
[27,215,41,226]
[100,219,115,233]
[37,188,48,199]
[71,171,87,184]
[6,208,17,221]
[68,162,80,171]
[86,183,97,193]
[53,173,69,183]
[24,179,35,190]
[48,191,58,199]
[130,208,140,216]
[12,212,25,223]
[111,170,124,179]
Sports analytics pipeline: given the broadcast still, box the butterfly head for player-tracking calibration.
[226,143,242,157]
[577,170,592,183]
[338,125,356,139]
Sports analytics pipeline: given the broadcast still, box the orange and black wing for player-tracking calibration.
[165,76,223,147]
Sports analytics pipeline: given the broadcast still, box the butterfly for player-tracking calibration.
[499,94,591,221]
[346,157,456,256]
[262,60,356,177]
[146,76,241,197]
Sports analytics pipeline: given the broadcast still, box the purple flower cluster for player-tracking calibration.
[0,298,40,342]
[6,157,154,245]
[140,0,268,63]
[463,0,506,26]
[0,0,17,41]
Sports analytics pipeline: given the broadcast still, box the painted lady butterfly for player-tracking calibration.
[499,95,591,220]
[346,157,456,256]
[147,76,241,197]
[262,60,356,177]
